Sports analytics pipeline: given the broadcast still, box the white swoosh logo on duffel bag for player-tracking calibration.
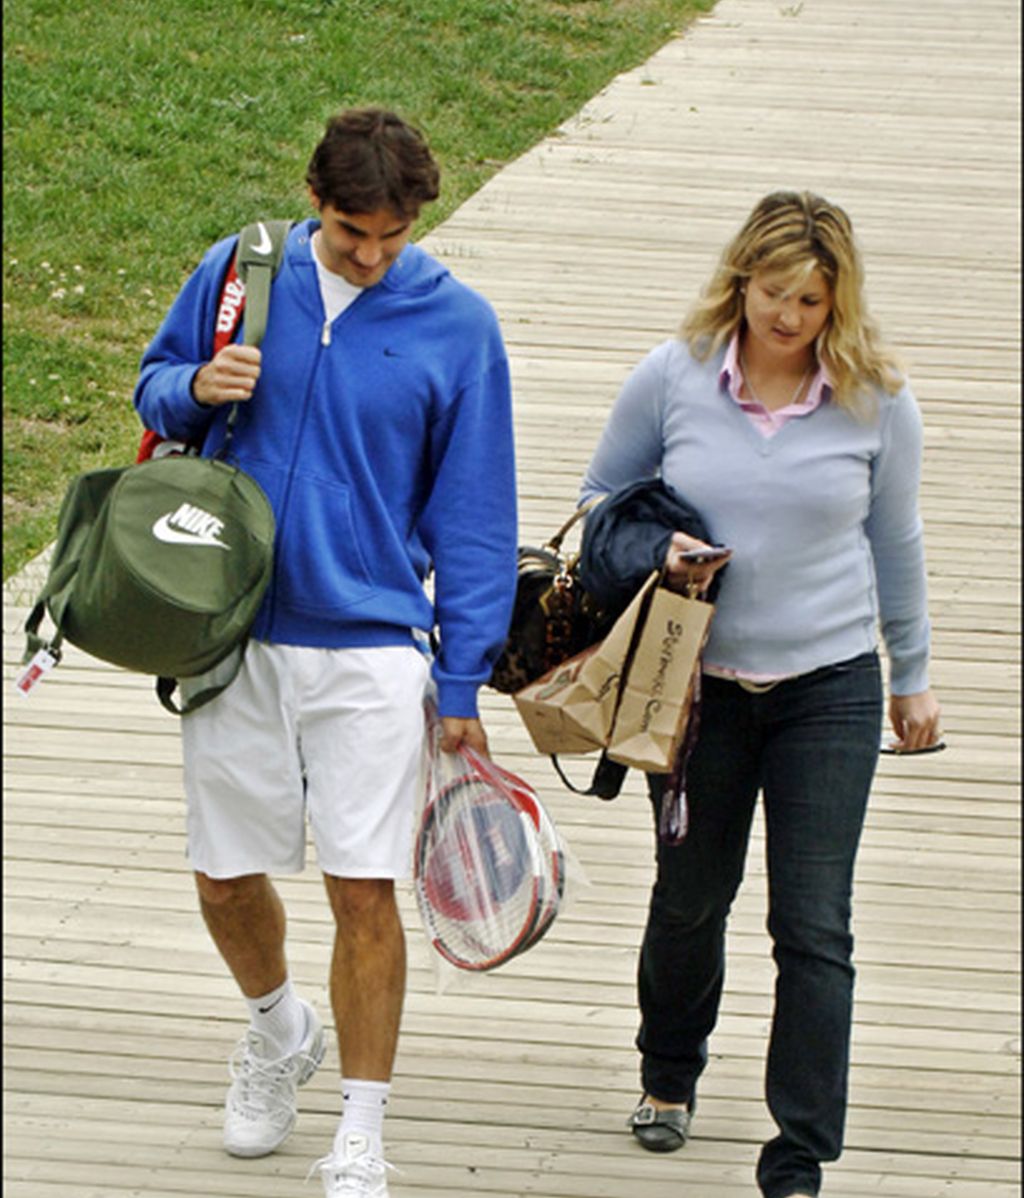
[152,505,230,550]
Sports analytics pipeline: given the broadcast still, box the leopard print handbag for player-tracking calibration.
[489,499,607,695]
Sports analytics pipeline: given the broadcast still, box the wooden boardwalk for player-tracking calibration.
[4,0,1019,1194]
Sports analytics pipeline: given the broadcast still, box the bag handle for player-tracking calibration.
[155,675,221,716]
[219,220,294,461]
[550,750,628,800]
[235,220,293,347]
[23,598,64,664]
[21,552,84,663]
[546,494,604,554]
[155,641,248,716]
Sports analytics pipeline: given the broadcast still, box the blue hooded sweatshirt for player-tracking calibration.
[134,220,517,718]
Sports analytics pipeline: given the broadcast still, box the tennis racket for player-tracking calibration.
[522,796,566,954]
[461,747,566,958]
[415,772,543,970]
[414,704,563,971]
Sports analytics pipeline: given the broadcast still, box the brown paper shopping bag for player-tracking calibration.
[514,572,658,757]
[606,583,713,774]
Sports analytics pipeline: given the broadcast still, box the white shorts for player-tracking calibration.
[181,642,430,880]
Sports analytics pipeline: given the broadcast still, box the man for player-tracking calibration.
[134,108,517,1197]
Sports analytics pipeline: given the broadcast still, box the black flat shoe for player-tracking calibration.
[626,1097,693,1152]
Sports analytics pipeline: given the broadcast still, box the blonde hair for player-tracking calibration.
[681,191,903,413]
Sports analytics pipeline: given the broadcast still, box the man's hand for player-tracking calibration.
[440,716,490,757]
[192,344,262,407]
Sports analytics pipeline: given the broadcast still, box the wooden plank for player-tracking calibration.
[3,0,1020,1195]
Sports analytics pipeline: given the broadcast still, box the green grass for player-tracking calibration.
[3,0,714,580]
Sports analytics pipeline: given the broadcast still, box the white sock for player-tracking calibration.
[244,978,307,1057]
[335,1078,390,1156]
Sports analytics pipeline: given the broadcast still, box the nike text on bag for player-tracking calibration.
[23,454,274,711]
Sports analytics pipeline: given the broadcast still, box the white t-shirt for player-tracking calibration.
[311,232,363,323]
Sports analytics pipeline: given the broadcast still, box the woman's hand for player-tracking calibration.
[663,531,732,596]
[887,689,942,752]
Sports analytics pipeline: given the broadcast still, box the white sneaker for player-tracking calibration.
[223,999,325,1157]
[313,1132,395,1197]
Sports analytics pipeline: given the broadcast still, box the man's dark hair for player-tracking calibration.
[306,108,440,219]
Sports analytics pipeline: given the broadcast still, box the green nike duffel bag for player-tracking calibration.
[22,452,275,713]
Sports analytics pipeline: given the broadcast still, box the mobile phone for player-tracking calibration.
[879,737,947,755]
[678,546,732,564]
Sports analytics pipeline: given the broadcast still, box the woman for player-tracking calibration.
[580,191,942,1198]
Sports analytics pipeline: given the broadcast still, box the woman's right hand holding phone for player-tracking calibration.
[664,531,732,596]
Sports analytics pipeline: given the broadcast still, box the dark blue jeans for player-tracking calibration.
[637,651,882,1198]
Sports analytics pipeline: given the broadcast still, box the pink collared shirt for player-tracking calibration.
[720,332,830,437]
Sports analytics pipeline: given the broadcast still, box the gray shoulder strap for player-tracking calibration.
[235,220,295,347]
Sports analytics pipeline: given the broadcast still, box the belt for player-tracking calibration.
[704,666,803,693]
[736,677,786,693]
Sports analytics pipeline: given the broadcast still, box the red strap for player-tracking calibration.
[135,251,245,461]
[213,257,245,355]
[134,429,166,463]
